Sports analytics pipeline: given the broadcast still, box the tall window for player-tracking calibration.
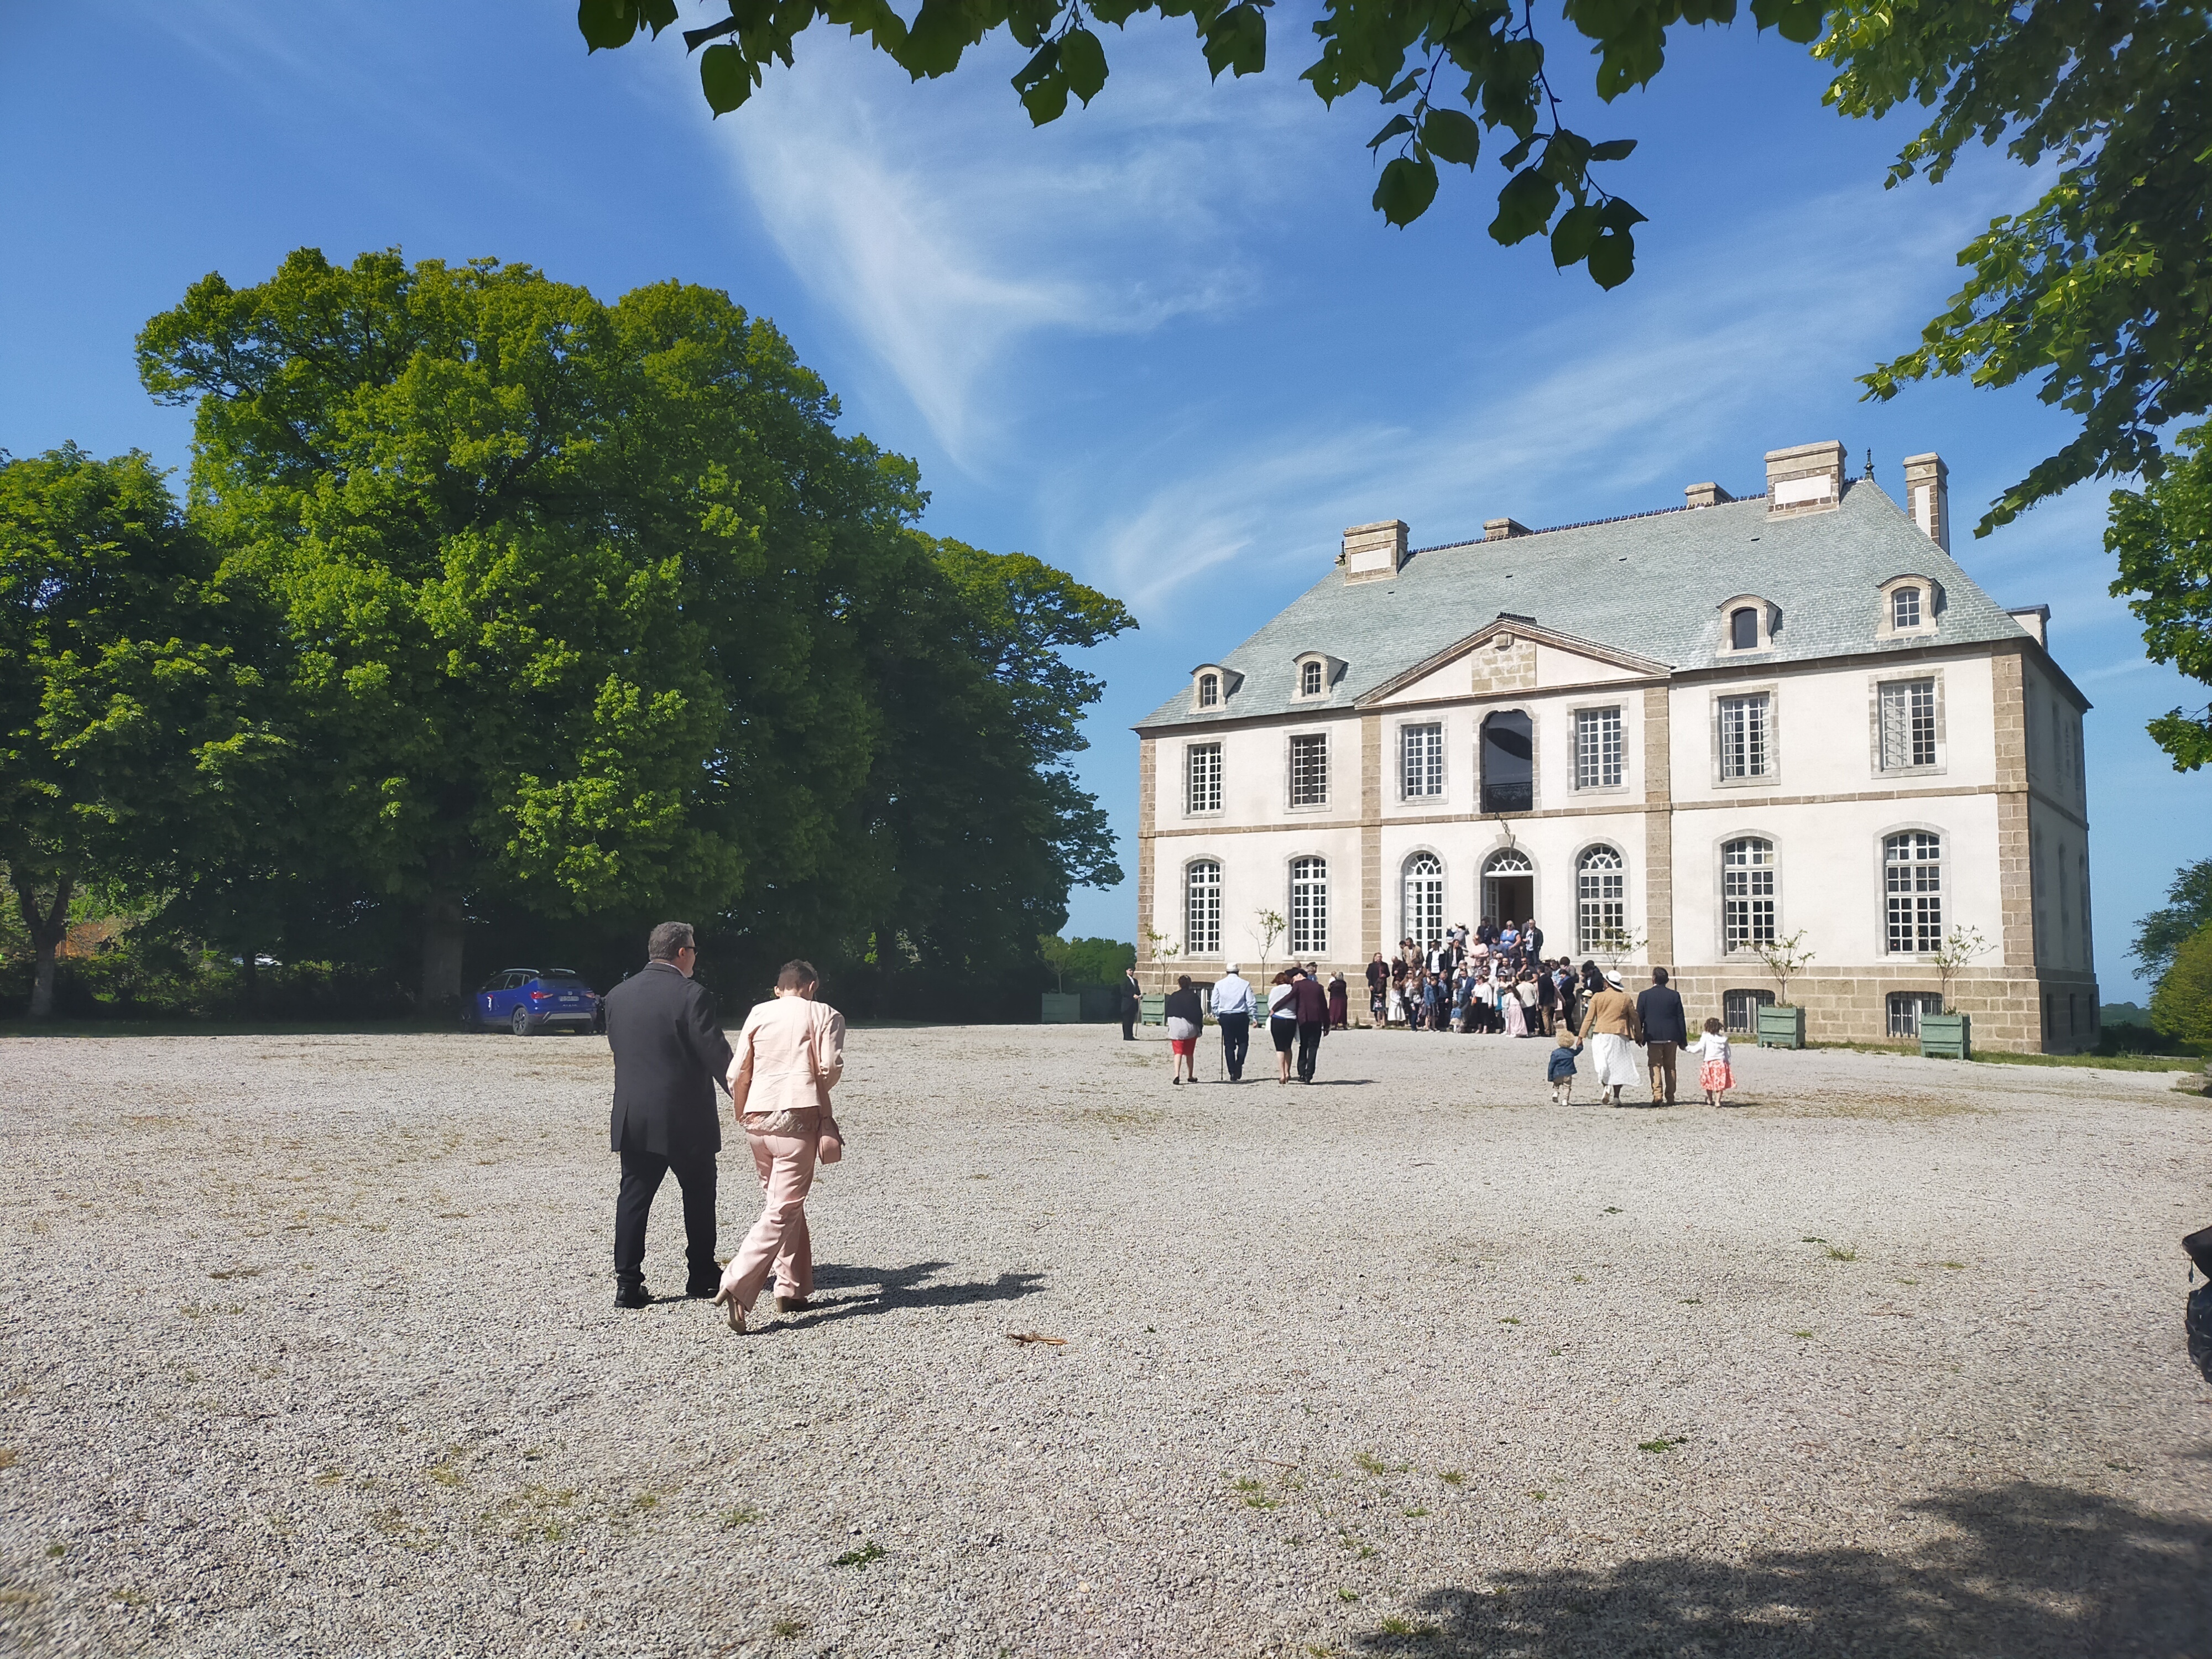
[1879,678,1938,770]
[1730,607,1759,650]
[1185,743,1222,814]
[1185,860,1221,956]
[1576,845,1626,953]
[1480,711,1533,813]
[1574,706,1623,789]
[1300,660,1324,697]
[1197,673,1219,708]
[1723,988,1773,1034]
[1403,853,1444,947]
[1718,693,1771,779]
[1892,585,1922,629]
[1884,831,1943,953]
[1401,723,1443,799]
[1290,857,1328,955]
[1288,734,1329,807]
[1721,838,1776,952]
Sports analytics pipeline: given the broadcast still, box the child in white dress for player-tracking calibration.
[1694,1018,1734,1106]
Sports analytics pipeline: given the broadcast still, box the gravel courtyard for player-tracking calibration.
[3,1024,2208,1658]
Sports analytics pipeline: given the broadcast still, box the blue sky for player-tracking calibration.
[3,1,2203,995]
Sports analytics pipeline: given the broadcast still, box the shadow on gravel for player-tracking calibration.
[758,1261,1046,1332]
[2188,1282,2212,1386]
[1357,1482,2210,1658]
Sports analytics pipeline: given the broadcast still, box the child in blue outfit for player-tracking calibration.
[1547,1029,1581,1104]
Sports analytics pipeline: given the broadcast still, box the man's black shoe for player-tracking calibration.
[615,1282,651,1310]
[685,1276,720,1300]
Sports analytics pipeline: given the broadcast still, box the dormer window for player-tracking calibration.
[1719,597,1776,654]
[1190,663,1239,710]
[1291,651,1343,700]
[1300,660,1323,697]
[1877,575,1941,638]
[1892,586,1922,629]
[1198,673,1219,708]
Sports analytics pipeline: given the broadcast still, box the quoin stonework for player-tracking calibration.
[1133,442,2098,1053]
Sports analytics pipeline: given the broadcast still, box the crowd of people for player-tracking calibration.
[1364,919,1585,1037]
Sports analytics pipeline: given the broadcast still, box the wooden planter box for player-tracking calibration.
[1140,993,1167,1026]
[1756,1004,1806,1049]
[1918,1011,1971,1060]
[1040,993,1083,1024]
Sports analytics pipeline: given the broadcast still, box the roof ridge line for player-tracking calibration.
[1408,490,1771,555]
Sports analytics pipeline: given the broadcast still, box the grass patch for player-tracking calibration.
[1439,1470,1465,1486]
[45,1543,65,1559]
[1527,1490,1547,1501]
[1378,1615,1438,1639]
[721,1506,761,1528]
[1497,1316,1521,1326]
[833,1541,884,1568]
[1942,1261,1966,1270]
[1791,1330,1814,1339]
[1337,1589,1360,1603]
[1824,1244,1859,1261]
[1637,1437,1686,1453]
[1973,1049,2204,1072]
[771,1616,808,1639]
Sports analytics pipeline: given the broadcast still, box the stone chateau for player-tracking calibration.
[1132,441,2098,1052]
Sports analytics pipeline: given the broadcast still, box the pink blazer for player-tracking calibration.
[728,995,845,1119]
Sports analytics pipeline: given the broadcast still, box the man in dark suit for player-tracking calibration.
[1290,966,1329,1083]
[1635,967,1689,1107]
[604,921,734,1308]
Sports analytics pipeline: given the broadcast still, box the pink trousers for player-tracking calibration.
[718,1113,818,1312]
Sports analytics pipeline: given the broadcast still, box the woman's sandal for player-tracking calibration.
[711,1283,746,1333]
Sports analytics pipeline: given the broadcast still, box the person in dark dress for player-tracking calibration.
[1327,972,1349,1031]
[1365,953,1389,1028]
[1119,967,1141,1040]
[603,921,734,1308]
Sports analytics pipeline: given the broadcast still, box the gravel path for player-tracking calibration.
[3,1025,2208,1657]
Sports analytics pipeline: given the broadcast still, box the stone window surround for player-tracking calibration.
[1712,828,1783,960]
[1182,856,1223,958]
[1716,594,1780,656]
[1287,852,1331,957]
[1875,574,1943,641]
[1183,739,1224,818]
[1479,841,1541,936]
[1395,717,1448,804]
[1284,727,1333,812]
[1399,844,1448,945]
[1477,703,1542,812]
[1190,662,1241,712]
[1867,668,1948,778]
[1292,651,1345,702]
[1875,819,1948,959]
[1566,697,1631,796]
[1569,836,1634,957]
[1709,682,1781,789]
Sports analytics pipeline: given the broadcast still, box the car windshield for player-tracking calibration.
[538,974,589,989]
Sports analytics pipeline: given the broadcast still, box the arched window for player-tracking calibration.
[1402,853,1444,948]
[1301,659,1323,697]
[1576,845,1626,954]
[1892,585,1922,629]
[1480,710,1533,813]
[1289,857,1328,956]
[1721,837,1776,953]
[1197,672,1219,708]
[1730,607,1760,651]
[1482,848,1533,930]
[1884,831,1942,953]
[1185,860,1221,956]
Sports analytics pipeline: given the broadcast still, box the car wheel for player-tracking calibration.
[511,1007,531,1036]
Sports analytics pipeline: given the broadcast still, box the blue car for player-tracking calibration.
[469,967,602,1035]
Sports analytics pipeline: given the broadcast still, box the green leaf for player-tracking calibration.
[1019,67,1071,123]
[1202,4,1267,81]
[1366,113,1415,150]
[1587,226,1637,289]
[1060,28,1108,103]
[1549,202,1601,266]
[1011,39,1060,90]
[1381,70,1422,105]
[1373,154,1439,227]
[1749,0,1827,44]
[577,0,641,51]
[1589,138,1636,161]
[699,43,755,113]
[1598,196,1648,231]
[1421,108,1481,166]
[639,0,680,34]
[1488,167,1558,244]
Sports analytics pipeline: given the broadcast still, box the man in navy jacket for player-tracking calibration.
[1635,967,1689,1106]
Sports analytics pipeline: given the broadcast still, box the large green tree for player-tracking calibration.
[2131,855,2212,980]
[0,446,273,1018]
[134,248,1130,1011]
[2106,423,2212,770]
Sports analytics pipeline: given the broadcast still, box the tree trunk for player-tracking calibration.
[419,893,466,1017]
[13,874,73,1022]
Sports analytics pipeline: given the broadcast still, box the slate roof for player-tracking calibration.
[1137,479,2044,731]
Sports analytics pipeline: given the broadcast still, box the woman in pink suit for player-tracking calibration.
[712,960,845,1333]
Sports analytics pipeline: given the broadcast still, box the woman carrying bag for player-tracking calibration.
[713,959,846,1334]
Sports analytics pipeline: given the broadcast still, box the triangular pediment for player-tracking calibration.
[1358,615,1669,708]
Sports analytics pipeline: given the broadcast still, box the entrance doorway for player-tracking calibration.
[1483,850,1533,930]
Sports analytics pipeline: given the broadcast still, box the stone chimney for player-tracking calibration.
[1684,482,1734,508]
[1903,453,1950,552]
[1342,519,1408,583]
[1483,518,1531,541]
[1765,441,1846,518]
[2007,604,2049,648]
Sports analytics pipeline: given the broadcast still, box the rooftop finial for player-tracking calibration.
[1864,448,1875,479]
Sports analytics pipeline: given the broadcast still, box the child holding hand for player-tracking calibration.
[1694,1017,1734,1106]
[1547,1029,1582,1105]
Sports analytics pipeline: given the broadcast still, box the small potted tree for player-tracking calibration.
[1140,928,1178,1027]
[1037,933,1082,1024]
[1919,925,1988,1058]
[1751,930,1814,1048]
[1249,907,1286,987]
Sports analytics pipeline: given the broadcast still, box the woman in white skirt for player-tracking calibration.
[1575,969,1644,1105]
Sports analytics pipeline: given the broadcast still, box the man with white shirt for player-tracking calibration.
[1209,963,1255,1083]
